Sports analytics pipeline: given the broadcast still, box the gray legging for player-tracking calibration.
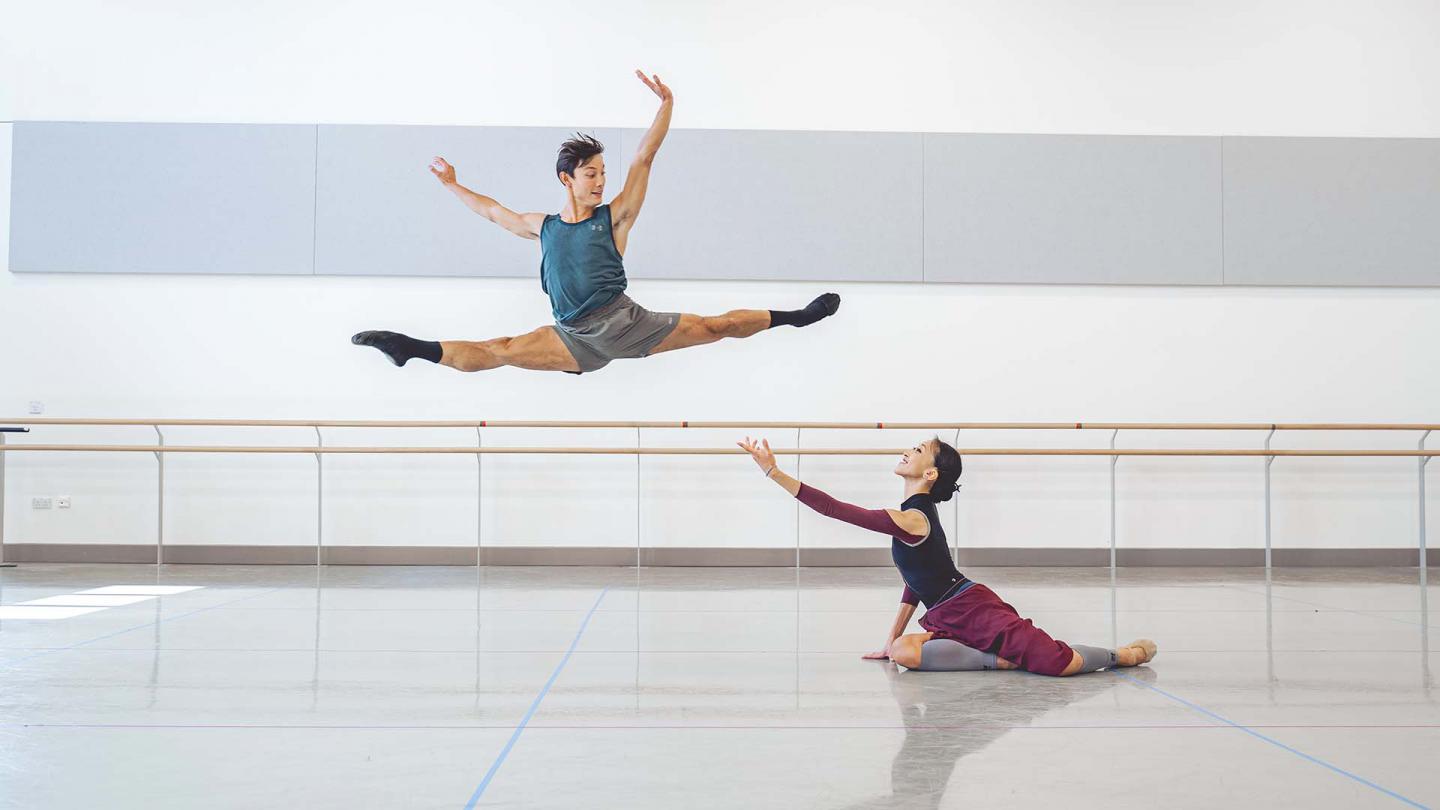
[916,638,1116,673]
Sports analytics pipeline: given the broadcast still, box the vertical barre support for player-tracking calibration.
[0,432,7,565]
[314,427,323,567]
[794,427,803,705]
[1420,430,1431,587]
[1263,426,1276,679]
[1415,430,1432,692]
[794,428,802,569]
[635,427,642,570]
[483,426,489,564]
[1108,429,1119,647]
[1108,429,1119,572]
[1264,427,1276,572]
[154,426,165,565]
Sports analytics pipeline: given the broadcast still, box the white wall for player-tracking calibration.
[3,0,1439,554]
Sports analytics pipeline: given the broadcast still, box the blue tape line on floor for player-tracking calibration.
[463,587,609,809]
[1112,670,1429,809]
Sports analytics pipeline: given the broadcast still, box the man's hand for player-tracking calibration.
[737,436,778,474]
[429,156,457,186]
[635,69,673,104]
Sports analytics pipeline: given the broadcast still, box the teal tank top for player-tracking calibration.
[539,204,627,323]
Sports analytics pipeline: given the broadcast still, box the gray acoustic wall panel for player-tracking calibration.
[616,128,923,282]
[922,134,1223,285]
[315,125,618,277]
[9,122,317,274]
[1222,137,1440,286]
[14,123,1440,288]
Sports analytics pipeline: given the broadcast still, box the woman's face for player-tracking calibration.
[894,438,939,481]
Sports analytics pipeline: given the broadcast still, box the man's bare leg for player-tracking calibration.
[439,326,581,372]
[649,292,842,355]
[648,310,771,354]
[354,326,580,373]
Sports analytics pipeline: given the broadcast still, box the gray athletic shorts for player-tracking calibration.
[552,293,681,374]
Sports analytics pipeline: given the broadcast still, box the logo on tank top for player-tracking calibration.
[590,223,605,232]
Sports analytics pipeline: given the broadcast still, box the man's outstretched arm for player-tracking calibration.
[611,69,673,228]
[430,157,545,240]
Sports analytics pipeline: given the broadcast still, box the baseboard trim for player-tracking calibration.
[645,547,799,567]
[2,543,159,564]
[1116,548,1269,567]
[480,547,637,566]
[956,548,1113,567]
[327,546,480,566]
[1,543,1435,567]
[1270,548,1434,567]
[167,545,319,565]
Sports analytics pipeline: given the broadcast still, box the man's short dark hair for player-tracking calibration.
[556,133,605,183]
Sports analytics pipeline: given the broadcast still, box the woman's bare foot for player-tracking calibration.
[1115,639,1158,667]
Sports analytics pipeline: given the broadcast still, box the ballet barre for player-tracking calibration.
[0,420,1431,574]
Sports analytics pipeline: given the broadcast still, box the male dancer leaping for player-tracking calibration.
[354,70,840,374]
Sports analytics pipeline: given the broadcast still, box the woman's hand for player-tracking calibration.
[739,436,801,496]
[861,641,893,660]
[737,436,778,475]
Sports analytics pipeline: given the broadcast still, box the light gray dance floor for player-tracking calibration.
[1,564,1436,808]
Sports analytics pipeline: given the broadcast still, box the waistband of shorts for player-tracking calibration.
[930,578,975,609]
[558,292,630,327]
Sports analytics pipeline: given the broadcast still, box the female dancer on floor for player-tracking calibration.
[738,435,1157,675]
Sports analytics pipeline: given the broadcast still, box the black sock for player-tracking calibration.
[351,330,443,366]
[768,292,841,329]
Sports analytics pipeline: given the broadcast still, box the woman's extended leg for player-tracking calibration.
[911,583,1158,676]
[888,632,1018,671]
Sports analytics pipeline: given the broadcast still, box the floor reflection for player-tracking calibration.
[833,663,1152,809]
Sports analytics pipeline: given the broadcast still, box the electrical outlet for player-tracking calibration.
[56,496,72,509]
[32,497,53,510]
[28,401,44,415]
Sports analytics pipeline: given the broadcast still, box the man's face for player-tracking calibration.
[563,155,606,203]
